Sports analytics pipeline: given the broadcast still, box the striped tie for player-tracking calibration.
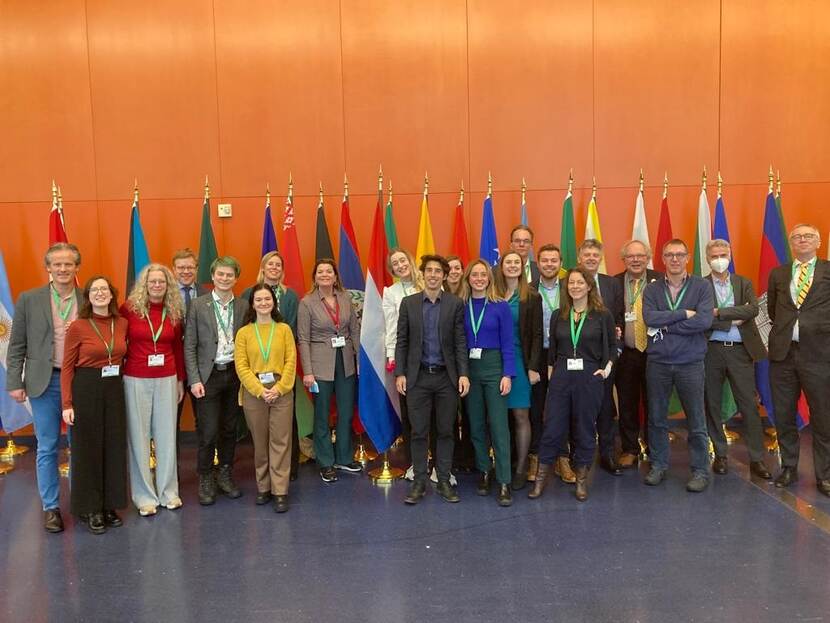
[634,282,647,352]
[796,263,812,306]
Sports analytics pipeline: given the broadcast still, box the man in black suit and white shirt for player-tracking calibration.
[396,255,470,504]
[767,224,830,494]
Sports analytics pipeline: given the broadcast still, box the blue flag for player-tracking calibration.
[479,195,499,266]
[0,249,34,432]
[713,196,736,273]
[126,200,151,293]
[261,202,278,257]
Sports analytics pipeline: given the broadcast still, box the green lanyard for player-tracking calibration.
[254,322,275,362]
[792,261,815,302]
[627,277,645,307]
[713,278,734,309]
[88,318,115,364]
[51,286,75,322]
[146,309,167,352]
[540,284,560,313]
[468,298,488,345]
[212,298,234,340]
[664,280,690,311]
[569,308,587,356]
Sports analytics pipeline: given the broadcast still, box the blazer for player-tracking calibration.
[768,258,830,362]
[6,284,83,398]
[517,290,544,373]
[705,273,767,362]
[394,291,469,390]
[596,273,624,329]
[613,269,663,298]
[298,289,360,381]
[184,293,250,386]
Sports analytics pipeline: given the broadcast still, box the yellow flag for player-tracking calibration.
[415,195,435,261]
[584,197,607,273]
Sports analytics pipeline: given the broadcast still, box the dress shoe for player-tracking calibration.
[643,467,666,486]
[436,480,460,503]
[554,456,576,484]
[273,495,289,513]
[575,466,589,502]
[215,465,242,499]
[404,480,427,505]
[476,471,492,496]
[198,473,217,505]
[103,510,123,527]
[775,466,798,488]
[526,453,539,482]
[817,480,830,497]
[86,512,107,535]
[528,463,551,499]
[712,456,728,475]
[618,452,638,469]
[511,471,527,491]
[749,461,772,480]
[44,509,64,533]
[497,484,512,507]
[600,457,623,476]
[686,473,710,493]
[256,491,273,505]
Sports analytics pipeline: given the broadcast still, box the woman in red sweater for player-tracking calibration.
[120,264,186,517]
[61,276,129,534]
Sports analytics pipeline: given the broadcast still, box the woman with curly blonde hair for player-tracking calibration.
[119,264,186,516]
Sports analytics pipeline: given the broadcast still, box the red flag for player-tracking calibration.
[368,193,392,289]
[653,196,673,273]
[281,192,306,294]
[49,185,68,245]
[450,200,470,265]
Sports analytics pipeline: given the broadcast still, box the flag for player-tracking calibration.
[520,189,533,262]
[775,189,792,263]
[281,191,306,295]
[260,194,278,256]
[653,196,673,273]
[712,192,739,422]
[197,196,218,284]
[451,199,471,265]
[315,191,334,261]
[632,187,652,268]
[358,201,401,452]
[479,195,499,266]
[49,182,68,245]
[126,192,151,293]
[560,190,577,271]
[693,186,712,278]
[584,195,607,273]
[384,194,399,250]
[338,192,364,290]
[415,195,435,262]
[0,249,33,432]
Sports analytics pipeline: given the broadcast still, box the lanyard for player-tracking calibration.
[468,298,488,345]
[146,309,167,352]
[212,298,234,339]
[88,318,115,364]
[254,322,275,363]
[569,308,587,355]
[627,277,645,306]
[664,280,690,311]
[271,284,282,310]
[539,283,560,313]
[792,261,815,301]
[713,278,734,309]
[322,295,340,330]
[51,286,75,322]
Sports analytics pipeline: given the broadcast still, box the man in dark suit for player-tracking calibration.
[184,256,249,505]
[6,243,83,533]
[768,223,830,494]
[578,239,624,474]
[395,254,470,504]
[704,240,771,479]
[494,225,540,284]
[614,240,662,468]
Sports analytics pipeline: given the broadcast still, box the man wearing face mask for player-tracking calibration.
[703,240,771,479]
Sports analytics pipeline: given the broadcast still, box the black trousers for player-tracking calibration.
[406,368,457,483]
[453,398,476,470]
[596,368,618,460]
[704,342,765,462]
[529,347,549,455]
[615,347,649,455]
[771,342,830,481]
[176,392,199,454]
[70,368,128,515]
[194,366,241,474]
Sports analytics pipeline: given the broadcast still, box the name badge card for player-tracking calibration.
[258,372,276,384]
[567,358,584,371]
[469,348,482,360]
[331,336,346,348]
[102,365,120,378]
[148,354,165,367]
[625,311,637,323]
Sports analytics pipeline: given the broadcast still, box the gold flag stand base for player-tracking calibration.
[0,437,29,458]
[354,434,378,464]
[764,427,779,453]
[213,448,219,467]
[59,448,70,478]
[638,437,649,462]
[0,461,13,475]
[369,452,403,483]
[724,426,741,444]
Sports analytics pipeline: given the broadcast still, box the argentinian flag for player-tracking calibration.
[0,249,33,432]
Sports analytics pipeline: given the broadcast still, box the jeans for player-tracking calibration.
[29,370,63,510]
[646,360,710,475]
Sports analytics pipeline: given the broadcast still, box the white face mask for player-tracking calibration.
[709,257,730,274]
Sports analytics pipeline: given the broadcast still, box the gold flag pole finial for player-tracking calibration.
[521,177,527,205]
[344,172,349,199]
[51,179,58,204]
[459,180,465,205]
[266,182,271,204]
[57,185,63,209]
[204,175,210,200]
[568,169,574,195]
[388,179,393,203]
[133,178,140,203]
[319,181,324,205]
[591,176,597,201]
[288,172,294,201]
[702,166,707,191]
[487,171,493,198]
[768,165,774,194]
[776,169,782,198]
[423,172,429,199]
[663,172,669,199]
[378,165,383,192]
[639,168,644,193]
[717,171,723,198]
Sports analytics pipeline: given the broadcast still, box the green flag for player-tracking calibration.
[559,191,576,272]
[197,198,218,284]
[384,197,399,250]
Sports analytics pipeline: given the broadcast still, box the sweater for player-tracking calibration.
[119,302,185,380]
[463,297,516,377]
[234,322,297,399]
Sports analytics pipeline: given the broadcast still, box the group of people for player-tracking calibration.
[6,221,829,532]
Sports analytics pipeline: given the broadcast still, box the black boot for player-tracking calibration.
[497,484,513,507]
[86,512,107,535]
[575,466,589,502]
[198,473,216,506]
[216,464,242,499]
[476,471,491,496]
[528,463,551,499]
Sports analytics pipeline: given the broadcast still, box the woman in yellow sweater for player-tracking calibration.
[234,284,297,513]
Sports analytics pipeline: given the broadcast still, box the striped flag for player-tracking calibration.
[315,186,334,261]
[632,180,652,268]
[584,191,607,273]
[0,249,33,432]
[451,190,471,265]
[49,181,68,245]
[384,189,399,251]
[653,194,673,273]
[126,186,151,293]
[693,179,712,278]
[338,184,364,290]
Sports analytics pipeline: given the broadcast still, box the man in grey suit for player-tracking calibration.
[184,256,249,505]
[6,243,83,533]
[704,240,772,479]
[396,255,470,504]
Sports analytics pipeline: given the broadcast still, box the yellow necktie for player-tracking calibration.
[524,261,532,283]
[634,281,647,352]
[796,263,812,306]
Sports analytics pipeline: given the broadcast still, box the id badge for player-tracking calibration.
[101,364,120,377]
[567,358,584,371]
[148,353,165,367]
[625,311,637,322]
[258,372,276,384]
[331,336,346,348]
[469,348,482,360]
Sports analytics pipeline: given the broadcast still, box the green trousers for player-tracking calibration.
[464,349,511,484]
[313,350,356,468]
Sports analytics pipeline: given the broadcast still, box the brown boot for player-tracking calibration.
[554,456,576,484]
[575,465,589,502]
[528,463,551,499]
[527,453,539,482]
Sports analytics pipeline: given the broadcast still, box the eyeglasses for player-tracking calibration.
[790,233,818,242]
[624,254,648,261]
[89,287,110,294]
[511,239,532,246]
[663,253,688,260]
[147,280,167,286]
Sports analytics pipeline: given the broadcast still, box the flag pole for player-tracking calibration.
[639,168,644,193]
[369,451,404,483]
[0,433,29,458]
[521,177,526,205]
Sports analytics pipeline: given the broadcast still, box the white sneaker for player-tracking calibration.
[404,465,415,481]
[430,467,457,486]
[138,505,158,517]
[164,497,183,510]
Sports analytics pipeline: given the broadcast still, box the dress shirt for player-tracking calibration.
[211,291,236,364]
[538,280,560,349]
[710,275,743,343]
[421,294,444,366]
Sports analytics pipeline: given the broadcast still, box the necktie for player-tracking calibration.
[524,261,532,283]
[796,263,812,306]
[183,286,192,309]
[633,279,647,352]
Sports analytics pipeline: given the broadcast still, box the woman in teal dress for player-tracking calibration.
[496,251,543,490]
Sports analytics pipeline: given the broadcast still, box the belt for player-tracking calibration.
[214,362,234,371]
[710,340,737,347]
[422,365,446,374]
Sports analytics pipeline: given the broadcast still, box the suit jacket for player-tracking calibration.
[6,284,83,398]
[613,269,663,296]
[705,273,766,362]
[298,289,360,381]
[518,290,544,373]
[768,258,830,362]
[178,283,208,322]
[394,291,468,390]
[596,273,624,329]
[183,293,250,386]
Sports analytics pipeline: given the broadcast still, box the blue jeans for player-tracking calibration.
[646,360,710,476]
[29,370,63,510]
